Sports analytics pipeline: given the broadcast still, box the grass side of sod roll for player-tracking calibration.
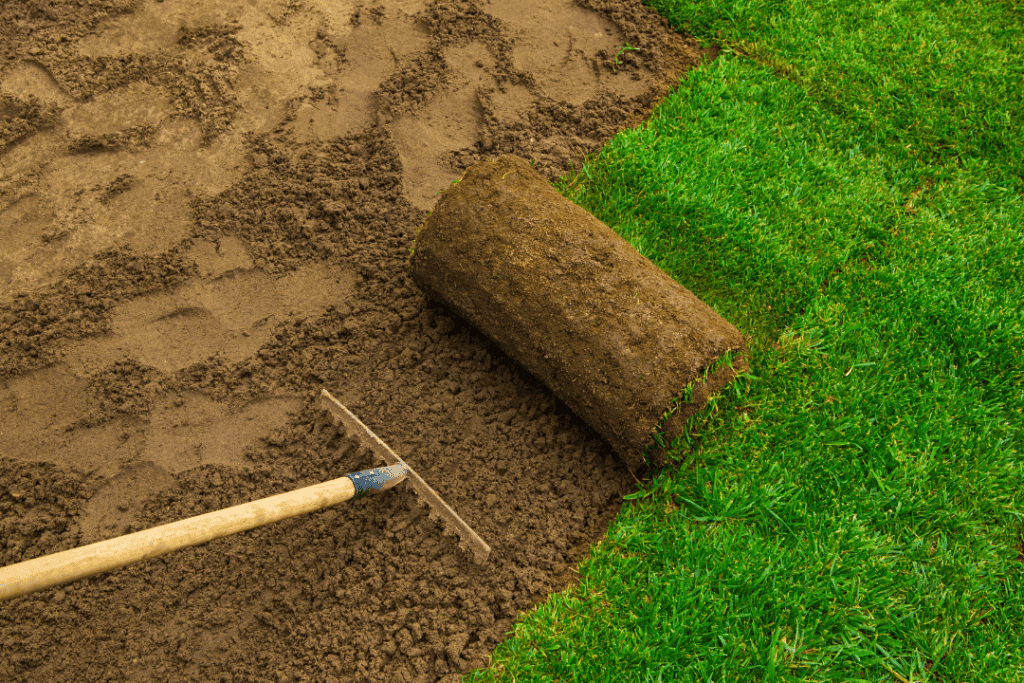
[469,0,1024,681]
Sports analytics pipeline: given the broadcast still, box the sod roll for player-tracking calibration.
[411,155,746,473]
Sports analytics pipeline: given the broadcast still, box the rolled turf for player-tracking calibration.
[411,155,747,472]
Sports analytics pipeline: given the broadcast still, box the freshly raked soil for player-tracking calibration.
[0,1,710,681]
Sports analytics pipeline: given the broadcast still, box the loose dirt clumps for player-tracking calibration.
[1,1,712,681]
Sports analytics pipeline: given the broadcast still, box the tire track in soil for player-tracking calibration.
[0,0,710,680]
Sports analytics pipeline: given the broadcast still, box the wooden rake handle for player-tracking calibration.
[0,465,408,603]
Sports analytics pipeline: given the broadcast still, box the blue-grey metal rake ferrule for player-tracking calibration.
[345,464,409,499]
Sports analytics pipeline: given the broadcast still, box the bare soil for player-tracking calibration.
[0,1,711,681]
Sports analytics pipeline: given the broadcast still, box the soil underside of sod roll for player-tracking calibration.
[412,155,747,475]
[1,1,721,681]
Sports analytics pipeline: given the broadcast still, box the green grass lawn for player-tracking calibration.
[469,0,1023,680]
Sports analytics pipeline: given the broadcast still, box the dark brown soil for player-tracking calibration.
[0,1,712,681]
